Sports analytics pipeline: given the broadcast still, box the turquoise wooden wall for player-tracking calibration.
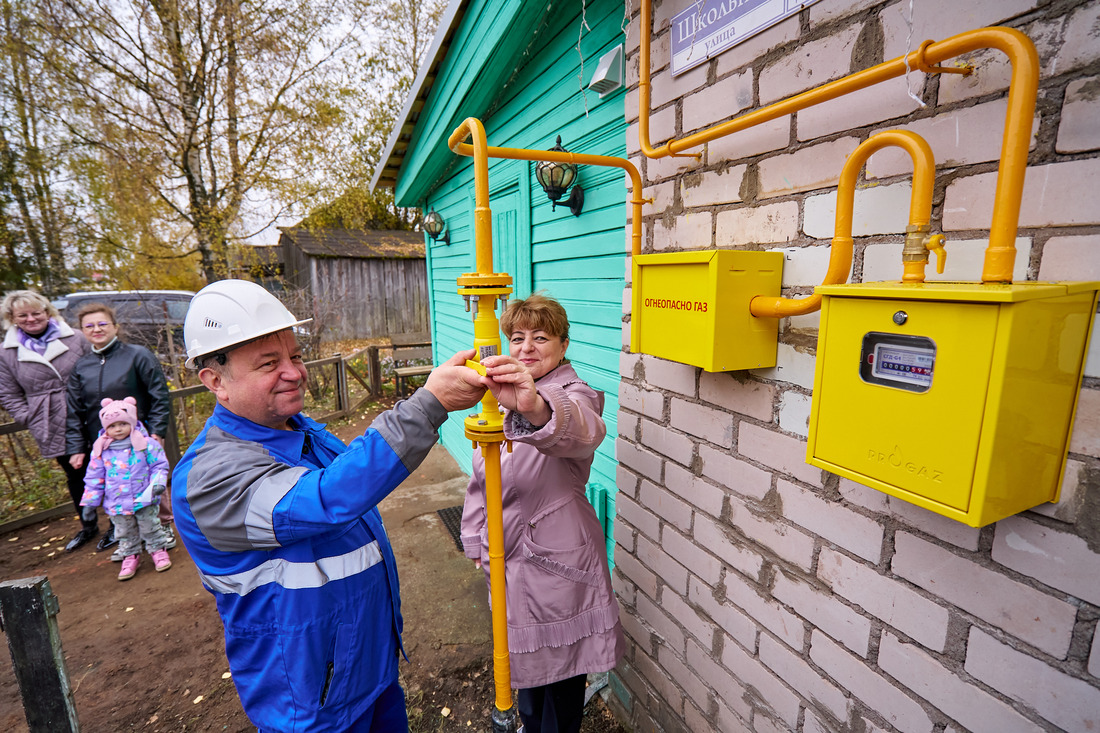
[409,0,627,561]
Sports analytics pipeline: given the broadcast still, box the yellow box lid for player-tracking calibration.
[815,281,1100,303]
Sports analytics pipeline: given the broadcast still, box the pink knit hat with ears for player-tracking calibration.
[92,397,147,456]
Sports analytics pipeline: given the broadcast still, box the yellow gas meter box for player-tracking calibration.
[807,280,1099,527]
[631,250,783,371]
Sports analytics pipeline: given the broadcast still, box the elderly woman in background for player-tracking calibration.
[461,293,625,733]
[0,290,94,552]
[66,302,172,556]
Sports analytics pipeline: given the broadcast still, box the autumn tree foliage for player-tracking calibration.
[0,0,444,292]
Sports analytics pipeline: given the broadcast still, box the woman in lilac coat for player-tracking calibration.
[461,293,625,733]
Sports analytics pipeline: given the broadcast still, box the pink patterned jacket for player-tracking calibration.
[80,422,169,516]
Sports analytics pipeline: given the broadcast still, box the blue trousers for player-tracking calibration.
[258,679,407,733]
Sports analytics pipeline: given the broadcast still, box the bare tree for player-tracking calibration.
[0,0,71,294]
[38,0,370,282]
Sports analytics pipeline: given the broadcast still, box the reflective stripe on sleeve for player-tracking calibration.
[198,541,384,596]
[244,466,307,547]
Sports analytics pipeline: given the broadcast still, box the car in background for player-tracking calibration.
[52,290,195,361]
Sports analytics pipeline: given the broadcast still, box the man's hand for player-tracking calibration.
[81,505,97,522]
[423,349,486,411]
[479,355,551,427]
[69,453,85,470]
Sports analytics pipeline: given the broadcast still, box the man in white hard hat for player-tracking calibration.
[171,279,484,732]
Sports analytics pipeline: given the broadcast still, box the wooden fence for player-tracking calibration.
[0,346,399,529]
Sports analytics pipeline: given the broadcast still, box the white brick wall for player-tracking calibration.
[878,632,1043,732]
[758,23,862,106]
[1054,2,1100,74]
[991,515,1100,606]
[757,137,860,198]
[777,479,884,562]
[682,69,753,132]
[868,99,1040,177]
[1038,234,1100,281]
[613,2,1100,730]
[809,631,935,733]
[714,200,799,246]
[758,634,849,721]
[705,116,790,163]
[892,532,1076,657]
[722,637,803,728]
[966,628,1100,732]
[730,494,815,571]
[944,157,1100,230]
[772,570,872,657]
[880,0,1040,60]
[803,182,913,240]
[818,545,950,651]
[862,236,1032,282]
[776,389,811,437]
[680,164,746,207]
[768,245,835,288]
[798,76,921,141]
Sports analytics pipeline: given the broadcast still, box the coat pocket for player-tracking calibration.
[518,497,605,630]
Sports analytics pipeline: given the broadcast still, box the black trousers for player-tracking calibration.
[517,674,587,733]
[56,457,93,528]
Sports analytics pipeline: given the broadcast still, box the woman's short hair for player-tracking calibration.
[76,302,119,331]
[500,293,569,342]
[1,290,59,330]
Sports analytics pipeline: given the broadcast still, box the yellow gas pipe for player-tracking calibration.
[749,130,940,318]
[446,118,647,724]
[448,117,515,724]
[638,0,1037,285]
[448,124,648,257]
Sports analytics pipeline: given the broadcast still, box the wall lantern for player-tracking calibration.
[423,208,449,245]
[535,136,584,216]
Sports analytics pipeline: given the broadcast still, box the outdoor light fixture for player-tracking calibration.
[423,208,449,245]
[535,136,584,216]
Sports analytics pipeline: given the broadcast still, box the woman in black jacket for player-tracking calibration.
[66,302,172,553]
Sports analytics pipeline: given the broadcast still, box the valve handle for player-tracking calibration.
[926,234,947,274]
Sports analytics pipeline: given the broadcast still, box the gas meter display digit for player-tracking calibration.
[860,333,936,393]
[874,344,934,386]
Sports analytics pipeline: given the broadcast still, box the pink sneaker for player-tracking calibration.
[152,549,172,572]
[118,555,140,581]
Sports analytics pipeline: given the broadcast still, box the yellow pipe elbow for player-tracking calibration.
[637,0,1037,282]
[750,131,934,317]
[450,121,647,257]
[449,118,494,275]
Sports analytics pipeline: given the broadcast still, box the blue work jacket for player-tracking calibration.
[172,391,447,732]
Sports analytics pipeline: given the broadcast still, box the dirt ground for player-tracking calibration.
[0,399,627,732]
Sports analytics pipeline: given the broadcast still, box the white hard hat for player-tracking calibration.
[184,279,312,368]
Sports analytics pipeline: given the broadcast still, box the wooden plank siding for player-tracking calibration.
[308,256,430,339]
[279,228,430,340]
[410,0,628,558]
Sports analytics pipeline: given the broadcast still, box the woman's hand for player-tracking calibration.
[479,355,551,427]
[69,453,85,470]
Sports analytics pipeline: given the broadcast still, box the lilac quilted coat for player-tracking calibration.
[0,322,89,458]
[461,363,625,688]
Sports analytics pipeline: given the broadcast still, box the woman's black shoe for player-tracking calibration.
[96,525,118,552]
[65,526,99,552]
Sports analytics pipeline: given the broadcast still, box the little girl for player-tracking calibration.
[80,396,172,580]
